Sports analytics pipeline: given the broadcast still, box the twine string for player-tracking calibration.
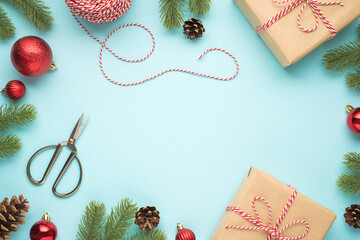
[65,0,239,86]
[225,188,310,240]
[255,0,344,39]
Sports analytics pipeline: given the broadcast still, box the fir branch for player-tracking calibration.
[0,134,22,158]
[159,0,185,30]
[322,41,360,72]
[337,171,360,195]
[0,0,53,31]
[0,103,37,132]
[125,229,167,240]
[102,198,138,240]
[0,6,15,40]
[358,24,360,38]
[343,152,360,170]
[188,0,211,15]
[76,201,107,240]
[345,68,360,90]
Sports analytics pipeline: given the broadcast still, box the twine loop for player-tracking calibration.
[255,0,344,39]
[225,188,310,240]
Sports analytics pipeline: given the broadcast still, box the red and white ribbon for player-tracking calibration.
[225,188,310,240]
[255,0,344,39]
[65,0,239,86]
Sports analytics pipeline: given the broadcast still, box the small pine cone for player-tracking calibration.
[0,195,30,240]
[344,204,360,229]
[134,206,160,232]
[183,18,205,40]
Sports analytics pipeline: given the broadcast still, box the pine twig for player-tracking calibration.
[0,0,53,31]
[159,0,185,30]
[102,198,138,240]
[0,134,22,158]
[337,171,360,195]
[345,68,360,90]
[188,0,211,15]
[0,6,15,40]
[343,152,360,170]
[125,229,167,240]
[322,41,360,72]
[76,201,107,240]
[0,103,37,132]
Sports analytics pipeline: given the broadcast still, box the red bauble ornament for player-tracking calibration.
[11,36,56,77]
[30,213,58,240]
[176,223,195,240]
[1,80,26,100]
[346,105,360,134]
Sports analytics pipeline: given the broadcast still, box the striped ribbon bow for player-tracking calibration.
[255,0,344,39]
[225,188,310,240]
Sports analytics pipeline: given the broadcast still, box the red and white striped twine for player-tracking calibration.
[255,0,344,39]
[65,0,239,86]
[225,188,310,240]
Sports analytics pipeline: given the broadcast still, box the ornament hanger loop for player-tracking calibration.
[346,105,354,113]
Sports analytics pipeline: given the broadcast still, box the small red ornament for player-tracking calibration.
[30,213,58,240]
[346,105,360,134]
[1,80,26,100]
[11,36,56,77]
[176,223,195,240]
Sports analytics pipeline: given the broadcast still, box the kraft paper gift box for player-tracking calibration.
[210,167,336,240]
[234,0,360,67]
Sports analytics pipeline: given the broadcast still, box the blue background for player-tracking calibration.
[0,0,359,239]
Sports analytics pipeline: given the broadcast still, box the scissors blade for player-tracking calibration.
[74,116,89,141]
[69,114,84,141]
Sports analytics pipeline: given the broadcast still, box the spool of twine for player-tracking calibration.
[64,0,132,23]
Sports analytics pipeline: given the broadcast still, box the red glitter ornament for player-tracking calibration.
[11,36,56,77]
[176,223,195,240]
[30,213,58,240]
[346,105,360,134]
[1,80,26,100]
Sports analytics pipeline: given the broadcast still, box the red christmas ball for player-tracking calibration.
[30,213,58,240]
[346,105,360,134]
[2,80,26,100]
[11,36,55,77]
[176,223,195,240]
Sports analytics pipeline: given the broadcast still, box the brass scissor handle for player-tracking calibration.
[26,144,83,198]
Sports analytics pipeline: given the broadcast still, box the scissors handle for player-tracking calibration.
[27,144,62,185]
[52,152,83,198]
[27,144,83,198]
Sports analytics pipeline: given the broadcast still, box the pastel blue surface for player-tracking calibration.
[0,0,359,239]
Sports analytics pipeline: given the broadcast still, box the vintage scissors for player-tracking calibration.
[27,114,88,198]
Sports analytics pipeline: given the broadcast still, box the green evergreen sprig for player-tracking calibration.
[337,152,360,195]
[0,103,38,131]
[346,68,360,90]
[159,0,185,30]
[0,0,53,40]
[102,198,138,240]
[323,25,360,90]
[0,6,15,39]
[159,0,211,30]
[76,200,167,240]
[0,134,22,158]
[0,103,37,159]
[188,0,211,16]
[76,201,107,240]
[323,41,360,72]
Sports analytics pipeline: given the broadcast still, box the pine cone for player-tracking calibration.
[0,195,30,240]
[344,204,360,228]
[134,206,160,232]
[183,18,205,40]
